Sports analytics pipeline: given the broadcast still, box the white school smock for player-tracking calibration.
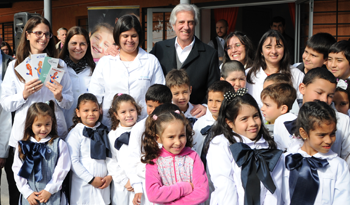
[88,48,165,128]
[0,78,11,158]
[192,107,215,156]
[12,136,71,203]
[107,125,133,205]
[245,66,304,108]
[207,134,284,205]
[66,122,110,205]
[63,66,91,129]
[272,112,298,151]
[282,140,350,205]
[0,59,73,147]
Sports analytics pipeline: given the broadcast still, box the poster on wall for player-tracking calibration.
[88,6,140,62]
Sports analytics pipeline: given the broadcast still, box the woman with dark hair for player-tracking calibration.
[1,41,13,56]
[222,31,254,69]
[89,14,165,128]
[59,26,95,128]
[0,15,73,147]
[246,29,304,108]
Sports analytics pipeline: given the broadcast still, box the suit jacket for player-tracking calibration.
[1,50,13,81]
[208,36,225,65]
[150,36,220,104]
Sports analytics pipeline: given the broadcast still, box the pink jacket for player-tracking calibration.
[146,147,209,205]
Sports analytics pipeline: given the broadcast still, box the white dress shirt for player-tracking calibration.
[175,37,195,63]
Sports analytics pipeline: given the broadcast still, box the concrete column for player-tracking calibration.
[44,0,52,24]
[180,0,190,4]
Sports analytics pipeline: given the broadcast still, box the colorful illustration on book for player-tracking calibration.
[35,61,43,78]
[26,64,33,76]
[50,72,59,83]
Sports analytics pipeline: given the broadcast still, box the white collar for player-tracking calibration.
[78,122,101,130]
[117,124,133,131]
[30,136,52,143]
[233,134,269,149]
[174,37,195,50]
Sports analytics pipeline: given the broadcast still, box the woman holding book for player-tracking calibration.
[59,26,95,128]
[0,15,73,147]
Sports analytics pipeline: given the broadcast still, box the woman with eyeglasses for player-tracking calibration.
[245,29,304,108]
[222,31,255,69]
[0,16,73,155]
[59,26,95,128]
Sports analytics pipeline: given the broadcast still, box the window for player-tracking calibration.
[0,22,14,52]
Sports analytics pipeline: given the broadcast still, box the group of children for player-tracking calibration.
[11,31,350,205]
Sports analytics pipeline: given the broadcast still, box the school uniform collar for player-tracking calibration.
[160,146,192,157]
[233,134,269,149]
[204,107,216,123]
[30,136,52,143]
[77,122,101,130]
[117,124,133,131]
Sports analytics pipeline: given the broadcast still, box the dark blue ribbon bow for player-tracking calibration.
[200,125,212,135]
[114,132,130,150]
[83,124,112,160]
[229,143,283,205]
[187,117,197,127]
[18,140,48,182]
[285,153,329,205]
[284,119,297,136]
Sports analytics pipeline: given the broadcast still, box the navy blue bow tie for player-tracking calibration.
[114,132,130,150]
[229,143,283,205]
[200,125,212,135]
[187,117,197,127]
[285,153,329,205]
[284,119,296,136]
[18,140,48,182]
[83,124,112,160]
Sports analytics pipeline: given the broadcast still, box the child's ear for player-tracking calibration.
[156,134,162,143]
[189,86,192,94]
[299,127,308,141]
[220,77,225,81]
[280,105,288,115]
[299,83,306,95]
[113,112,119,120]
[225,118,234,129]
[75,109,81,118]
[99,107,103,115]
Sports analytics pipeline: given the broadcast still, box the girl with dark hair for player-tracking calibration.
[283,101,350,204]
[1,41,13,56]
[206,88,283,205]
[246,29,304,108]
[222,31,255,69]
[12,101,71,205]
[143,110,209,204]
[59,26,96,128]
[0,16,73,147]
[89,14,165,128]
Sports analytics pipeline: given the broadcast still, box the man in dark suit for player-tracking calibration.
[150,4,220,108]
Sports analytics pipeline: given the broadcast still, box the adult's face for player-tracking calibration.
[58,29,67,44]
[173,11,195,46]
[1,46,9,55]
[68,34,88,63]
[216,21,228,38]
[271,22,285,34]
[226,36,246,65]
[26,23,50,54]
[119,28,139,55]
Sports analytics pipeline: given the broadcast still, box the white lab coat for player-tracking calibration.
[192,107,215,156]
[0,59,73,147]
[0,79,11,158]
[63,66,91,128]
[207,134,284,205]
[282,140,350,205]
[245,66,304,108]
[89,48,165,129]
[66,123,110,205]
[107,125,133,205]
[12,136,71,203]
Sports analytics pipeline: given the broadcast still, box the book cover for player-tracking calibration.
[39,57,59,83]
[30,53,47,78]
[14,57,37,82]
[44,67,65,84]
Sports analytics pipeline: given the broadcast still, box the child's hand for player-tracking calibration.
[99,175,112,189]
[132,193,142,205]
[37,190,52,203]
[124,179,134,192]
[27,192,39,205]
[91,177,104,188]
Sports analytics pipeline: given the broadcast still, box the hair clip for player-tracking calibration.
[174,110,180,114]
[117,93,123,96]
[223,90,235,102]
[337,79,348,90]
[153,115,158,121]
[224,88,248,102]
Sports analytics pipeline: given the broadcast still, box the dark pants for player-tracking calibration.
[0,147,20,205]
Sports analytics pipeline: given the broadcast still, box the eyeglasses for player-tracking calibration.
[226,43,242,51]
[29,31,53,39]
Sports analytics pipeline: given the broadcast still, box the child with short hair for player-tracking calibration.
[334,79,350,116]
[260,83,296,137]
[293,32,336,74]
[273,67,350,166]
[206,89,284,204]
[107,93,142,205]
[165,69,197,125]
[263,73,293,89]
[220,60,246,92]
[328,40,350,80]
[126,84,173,205]
[282,101,350,204]
[12,101,71,205]
[66,93,112,204]
[143,110,209,204]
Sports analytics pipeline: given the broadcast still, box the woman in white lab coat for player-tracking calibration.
[59,26,95,129]
[89,14,165,128]
[245,29,304,108]
[0,15,73,147]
